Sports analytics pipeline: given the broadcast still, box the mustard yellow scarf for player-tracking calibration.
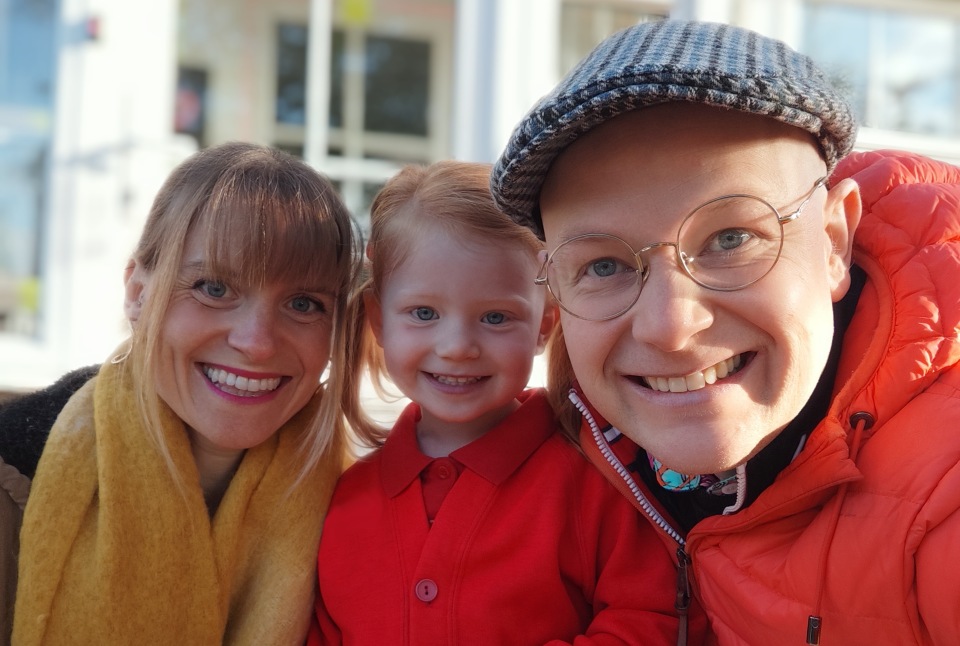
[13,356,342,646]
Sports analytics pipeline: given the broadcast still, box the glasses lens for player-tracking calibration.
[546,235,640,320]
[678,196,783,289]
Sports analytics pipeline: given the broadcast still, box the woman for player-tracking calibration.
[0,142,360,646]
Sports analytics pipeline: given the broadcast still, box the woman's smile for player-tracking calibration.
[201,363,285,398]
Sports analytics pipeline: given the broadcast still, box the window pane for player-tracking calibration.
[175,67,208,146]
[364,36,430,136]
[276,23,308,125]
[803,3,959,137]
[330,29,345,129]
[0,0,59,336]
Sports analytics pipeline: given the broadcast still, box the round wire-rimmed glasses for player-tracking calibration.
[536,177,827,321]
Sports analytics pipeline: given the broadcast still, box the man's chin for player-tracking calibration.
[617,427,751,476]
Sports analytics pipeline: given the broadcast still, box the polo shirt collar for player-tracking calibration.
[380,389,555,498]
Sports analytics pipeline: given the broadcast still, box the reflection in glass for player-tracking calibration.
[803,3,959,137]
[0,0,59,336]
[364,36,429,136]
[277,23,309,125]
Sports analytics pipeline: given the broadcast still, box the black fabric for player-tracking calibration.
[0,365,100,479]
[634,265,867,533]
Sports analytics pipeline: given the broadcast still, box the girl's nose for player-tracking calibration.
[629,257,713,352]
[435,321,481,361]
[227,304,278,361]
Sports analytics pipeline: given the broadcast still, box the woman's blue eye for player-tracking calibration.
[201,281,227,298]
[414,307,437,321]
[482,312,506,325]
[291,296,321,313]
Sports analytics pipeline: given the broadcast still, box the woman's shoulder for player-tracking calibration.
[0,365,100,480]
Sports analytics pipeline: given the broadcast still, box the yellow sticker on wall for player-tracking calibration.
[342,0,373,26]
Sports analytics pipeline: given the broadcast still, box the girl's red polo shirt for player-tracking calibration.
[313,389,680,645]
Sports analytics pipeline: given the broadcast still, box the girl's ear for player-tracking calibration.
[123,259,150,323]
[363,289,384,348]
[535,303,559,356]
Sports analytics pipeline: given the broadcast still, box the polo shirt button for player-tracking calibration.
[437,465,451,479]
[415,578,438,602]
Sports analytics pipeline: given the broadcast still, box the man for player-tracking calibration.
[491,20,960,646]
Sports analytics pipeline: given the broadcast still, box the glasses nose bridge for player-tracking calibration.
[634,240,681,282]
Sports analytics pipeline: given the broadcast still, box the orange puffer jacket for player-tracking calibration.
[578,150,960,646]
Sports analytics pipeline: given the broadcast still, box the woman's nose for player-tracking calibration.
[227,304,278,361]
[629,256,713,352]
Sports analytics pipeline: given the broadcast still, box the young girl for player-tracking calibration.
[311,161,682,645]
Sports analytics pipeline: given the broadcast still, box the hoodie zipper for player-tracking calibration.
[569,390,692,646]
[569,390,685,544]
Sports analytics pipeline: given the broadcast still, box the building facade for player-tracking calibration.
[2,0,960,395]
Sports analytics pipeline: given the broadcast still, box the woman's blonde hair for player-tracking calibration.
[341,160,567,449]
[126,142,360,481]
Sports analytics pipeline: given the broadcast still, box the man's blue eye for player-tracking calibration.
[482,312,505,325]
[589,258,618,277]
[414,307,436,321]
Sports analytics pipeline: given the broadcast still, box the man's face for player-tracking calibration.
[539,103,858,474]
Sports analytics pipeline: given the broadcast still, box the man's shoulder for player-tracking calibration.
[0,365,100,479]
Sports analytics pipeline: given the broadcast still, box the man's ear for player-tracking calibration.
[363,289,384,348]
[822,178,862,302]
[535,302,559,356]
[123,259,150,323]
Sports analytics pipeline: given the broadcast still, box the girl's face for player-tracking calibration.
[368,226,555,441]
[127,230,338,450]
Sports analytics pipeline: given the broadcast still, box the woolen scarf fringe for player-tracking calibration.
[13,355,341,646]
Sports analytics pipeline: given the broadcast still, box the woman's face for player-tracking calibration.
[129,230,338,450]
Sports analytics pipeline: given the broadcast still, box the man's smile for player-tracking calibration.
[633,352,751,393]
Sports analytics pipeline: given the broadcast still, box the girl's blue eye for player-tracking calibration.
[200,281,227,298]
[414,307,437,321]
[482,312,506,325]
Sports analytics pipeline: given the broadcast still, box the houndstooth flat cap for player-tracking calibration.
[490,20,858,239]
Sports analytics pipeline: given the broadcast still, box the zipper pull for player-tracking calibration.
[676,548,690,646]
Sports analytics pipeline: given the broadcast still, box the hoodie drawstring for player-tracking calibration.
[806,411,875,645]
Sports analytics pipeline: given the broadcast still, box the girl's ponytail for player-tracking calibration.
[340,276,391,450]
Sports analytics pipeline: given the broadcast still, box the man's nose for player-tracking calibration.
[629,255,713,352]
[228,304,278,361]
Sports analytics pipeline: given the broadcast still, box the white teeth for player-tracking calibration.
[203,365,281,394]
[716,359,729,379]
[685,371,706,391]
[433,374,481,386]
[641,354,745,393]
[704,365,717,385]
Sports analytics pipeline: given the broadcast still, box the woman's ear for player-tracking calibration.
[123,259,150,323]
[362,289,384,348]
[823,177,862,302]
